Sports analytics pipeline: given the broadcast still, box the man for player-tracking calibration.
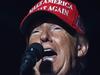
[20,0,89,75]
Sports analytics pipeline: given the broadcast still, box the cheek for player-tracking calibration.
[52,33,69,47]
[29,35,40,44]
[52,35,70,60]
[52,32,74,56]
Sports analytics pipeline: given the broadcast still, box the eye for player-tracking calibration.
[31,29,41,35]
[32,30,39,34]
[54,27,61,30]
[53,26,62,31]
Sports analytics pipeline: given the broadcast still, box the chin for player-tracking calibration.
[34,55,70,75]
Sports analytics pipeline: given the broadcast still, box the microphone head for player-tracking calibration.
[26,43,44,60]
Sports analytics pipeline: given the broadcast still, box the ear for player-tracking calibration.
[77,35,89,57]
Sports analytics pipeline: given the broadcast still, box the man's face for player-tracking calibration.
[28,22,77,75]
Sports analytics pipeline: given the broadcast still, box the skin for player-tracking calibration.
[28,22,77,75]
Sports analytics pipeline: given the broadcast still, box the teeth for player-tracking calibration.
[44,48,52,52]
[43,56,54,61]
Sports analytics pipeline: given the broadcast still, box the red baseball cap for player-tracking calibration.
[20,0,85,36]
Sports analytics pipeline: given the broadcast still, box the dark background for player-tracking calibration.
[0,0,100,75]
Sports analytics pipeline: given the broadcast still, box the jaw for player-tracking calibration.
[34,59,70,75]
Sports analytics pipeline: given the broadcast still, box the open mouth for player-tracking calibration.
[42,48,57,62]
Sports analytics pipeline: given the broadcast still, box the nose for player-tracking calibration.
[40,30,52,42]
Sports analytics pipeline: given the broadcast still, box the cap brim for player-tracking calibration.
[20,11,76,37]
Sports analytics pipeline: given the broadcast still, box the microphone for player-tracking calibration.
[20,43,44,75]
